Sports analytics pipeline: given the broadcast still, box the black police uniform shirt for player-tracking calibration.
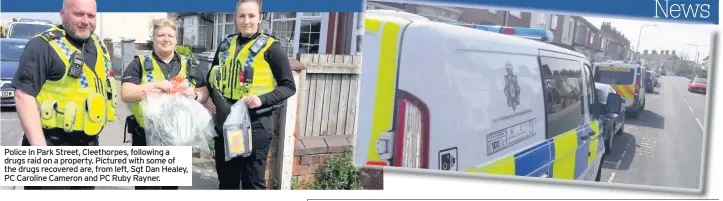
[10,25,102,139]
[209,32,297,148]
[121,51,207,89]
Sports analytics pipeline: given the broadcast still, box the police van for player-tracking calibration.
[354,10,624,182]
[592,62,647,118]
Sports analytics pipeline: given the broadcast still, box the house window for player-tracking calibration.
[509,11,522,18]
[573,23,580,42]
[601,38,607,50]
[550,15,558,30]
[567,21,573,39]
[181,16,198,46]
[589,33,594,44]
[269,12,327,58]
[299,20,321,54]
[212,13,237,51]
[538,13,546,25]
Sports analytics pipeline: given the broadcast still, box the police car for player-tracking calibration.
[354,10,624,182]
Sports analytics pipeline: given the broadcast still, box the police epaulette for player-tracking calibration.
[137,55,154,72]
[262,33,279,41]
[39,29,64,41]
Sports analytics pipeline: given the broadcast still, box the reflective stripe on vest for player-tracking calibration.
[209,34,276,100]
[35,27,116,136]
[130,54,193,128]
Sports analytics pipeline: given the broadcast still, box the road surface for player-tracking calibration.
[600,76,706,190]
[0,81,219,190]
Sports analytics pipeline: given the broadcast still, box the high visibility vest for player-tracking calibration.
[35,26,118,136]
[130,54,196,128]
[208,33,276,100]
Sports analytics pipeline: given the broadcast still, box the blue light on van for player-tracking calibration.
[455,23,554,41]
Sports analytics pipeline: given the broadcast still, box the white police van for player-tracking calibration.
[354,10,623,182]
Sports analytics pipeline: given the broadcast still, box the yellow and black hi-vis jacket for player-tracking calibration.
[130,53,198,128]
[208,33,277,100]
[35,26,118,136]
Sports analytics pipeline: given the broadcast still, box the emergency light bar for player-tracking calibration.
[455,23,554,42]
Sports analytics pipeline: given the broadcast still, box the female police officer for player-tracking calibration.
[120,18,209,190]
[205,0,296,190]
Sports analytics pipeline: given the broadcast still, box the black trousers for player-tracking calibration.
[213,117,272,190]
[21,129,98,190]
[129,118,180,190]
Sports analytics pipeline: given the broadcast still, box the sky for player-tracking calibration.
[583,16,715,63]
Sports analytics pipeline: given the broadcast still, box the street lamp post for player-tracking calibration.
[686,44,709,76]
[635,24,657,61]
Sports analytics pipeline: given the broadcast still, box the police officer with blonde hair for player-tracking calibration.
[10,0,117,190]
[120,18,209,190]
[205,0,296,190]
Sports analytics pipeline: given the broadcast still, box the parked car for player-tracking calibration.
[688,77,707,94]
[6,22,54,39]
[644,70,655,92]
[595,83,626,154]
[0,38,29,107]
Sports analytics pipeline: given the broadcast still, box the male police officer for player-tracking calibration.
[10,0,117,190]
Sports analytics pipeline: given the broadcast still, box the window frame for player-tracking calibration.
[269,12,328,58]
[540,55,586,139]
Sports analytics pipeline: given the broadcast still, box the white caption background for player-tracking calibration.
[0,146,192,186]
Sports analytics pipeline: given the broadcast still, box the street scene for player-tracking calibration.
[360,1,713,190]
[600,75,706,189]
[1,10,378,190]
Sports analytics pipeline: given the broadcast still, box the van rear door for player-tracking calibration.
[594,65,636,108]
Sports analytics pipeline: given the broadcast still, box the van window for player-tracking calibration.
[540,57,584,139]
[594,65,635,85]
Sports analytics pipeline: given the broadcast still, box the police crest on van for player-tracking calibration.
[504,61,521,111]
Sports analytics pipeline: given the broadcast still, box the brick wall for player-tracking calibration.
[292,135,355,189]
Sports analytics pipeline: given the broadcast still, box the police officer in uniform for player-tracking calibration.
[10,0,117,190]
[120,18,209,190]
[205,0,296,190]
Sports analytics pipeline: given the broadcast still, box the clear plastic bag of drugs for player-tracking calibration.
[222,100,254,161]
[140,76,216,159]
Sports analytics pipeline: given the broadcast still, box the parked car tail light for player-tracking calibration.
[392,90,430,169]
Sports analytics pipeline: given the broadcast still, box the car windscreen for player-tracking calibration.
[9,24,53,39]
[694,78,707,84]
[594,66,635,85]
[0,41,26,61]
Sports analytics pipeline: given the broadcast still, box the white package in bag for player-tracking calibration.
[141,79,216,159]
[222,100,253,161]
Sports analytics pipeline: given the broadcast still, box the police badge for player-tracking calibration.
[503,61,521,111]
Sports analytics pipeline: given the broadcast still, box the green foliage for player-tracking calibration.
[144,40,153,50]
[291,176,302,190]
[697,69,708,78]
[311,151,361,190]
[175,45,196,60]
